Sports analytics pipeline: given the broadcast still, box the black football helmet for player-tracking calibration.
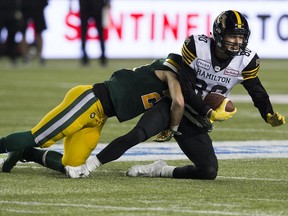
[213,10,250,56]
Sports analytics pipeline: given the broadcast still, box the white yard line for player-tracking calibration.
[0,201,276,216]
[230,94,288,104]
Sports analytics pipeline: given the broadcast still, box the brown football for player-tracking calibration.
[204,92,235,112]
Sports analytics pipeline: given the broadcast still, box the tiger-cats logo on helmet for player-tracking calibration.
[216,12,227,32]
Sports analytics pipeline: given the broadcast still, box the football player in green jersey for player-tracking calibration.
[1,53,186,177]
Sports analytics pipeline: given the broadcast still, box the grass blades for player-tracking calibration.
[0,159,287,216]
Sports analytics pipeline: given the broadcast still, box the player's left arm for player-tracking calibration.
[242,55,285,127]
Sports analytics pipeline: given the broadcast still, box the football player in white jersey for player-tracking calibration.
[126,10,285,179]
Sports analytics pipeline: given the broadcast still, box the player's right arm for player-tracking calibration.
[155,70,184,134]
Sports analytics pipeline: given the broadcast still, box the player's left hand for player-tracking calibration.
[267,112,286,127]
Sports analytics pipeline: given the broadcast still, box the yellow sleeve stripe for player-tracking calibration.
[181,43,196,65]
[242,65,259,80]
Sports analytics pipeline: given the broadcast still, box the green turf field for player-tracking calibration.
[0,58,287,215]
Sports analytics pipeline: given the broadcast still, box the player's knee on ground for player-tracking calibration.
[199,166,218,180]
[174,165,217,180]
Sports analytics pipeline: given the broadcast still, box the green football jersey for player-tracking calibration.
[104,53,181,122]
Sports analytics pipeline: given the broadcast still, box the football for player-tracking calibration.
[204,92,235,112]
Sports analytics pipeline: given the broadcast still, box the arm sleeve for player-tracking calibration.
[241,54,274,122]
[241,56,274,122]
[242,77,274,122]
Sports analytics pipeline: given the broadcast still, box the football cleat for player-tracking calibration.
[2,150,24,172]
[65,165,90,178]
[126,160,167,177]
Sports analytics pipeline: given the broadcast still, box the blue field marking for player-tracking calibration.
[1,140,287,163]
[47,140,288,161]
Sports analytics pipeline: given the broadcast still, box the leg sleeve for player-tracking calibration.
[23,147,65,173]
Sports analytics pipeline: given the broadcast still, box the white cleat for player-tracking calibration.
[126,160,167,177]
[65,165,90,178]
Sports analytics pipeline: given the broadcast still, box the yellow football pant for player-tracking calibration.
[31,85,107,166]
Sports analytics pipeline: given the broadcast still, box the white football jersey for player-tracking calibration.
[183,35,258,98]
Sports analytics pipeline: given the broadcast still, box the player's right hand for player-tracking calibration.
[209,98,237,122]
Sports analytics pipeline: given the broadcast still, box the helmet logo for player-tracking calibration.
[216,12,227,30]
[221,14,227,29]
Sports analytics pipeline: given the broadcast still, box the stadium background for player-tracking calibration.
[36,0,288,59]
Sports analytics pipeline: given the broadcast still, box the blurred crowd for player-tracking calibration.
[0,0,109,66]
[0,0,48,65]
